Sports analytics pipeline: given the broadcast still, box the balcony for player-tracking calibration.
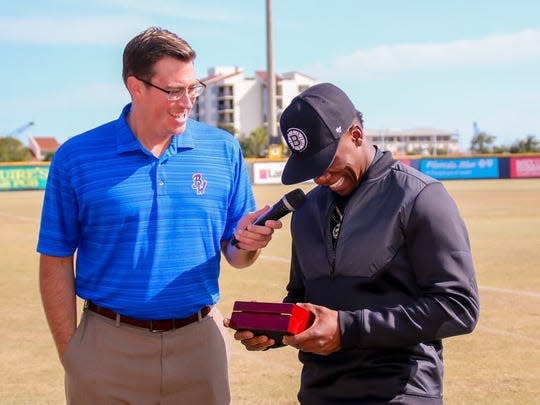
[217,85,234,98]
[218,100,234,112]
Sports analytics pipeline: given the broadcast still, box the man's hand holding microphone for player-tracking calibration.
[230,188,306,250]
[223,188,305,268]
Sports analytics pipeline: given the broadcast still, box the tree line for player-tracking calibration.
[0,137,55,162]
[470,132,539,154]
[233,127,540,158]
[2,130,538,162]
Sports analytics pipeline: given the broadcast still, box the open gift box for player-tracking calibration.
[229,301,314,343]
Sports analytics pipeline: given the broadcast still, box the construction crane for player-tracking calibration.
[7,121,35,138]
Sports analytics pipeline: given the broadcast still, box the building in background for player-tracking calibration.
[193,66,318,139]
[366,127,460,156]
[28,136,60,161]
[193,67,460,155]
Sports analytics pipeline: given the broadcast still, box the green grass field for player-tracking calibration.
[1,179,539,404]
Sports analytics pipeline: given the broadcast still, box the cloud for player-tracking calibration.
[0,82,130,141]
[0,82,130,142]
[1,82,128,117]
[103,0,242,23]
[309,29,540,80]
[0,1,251,46]
[0,15,149,45]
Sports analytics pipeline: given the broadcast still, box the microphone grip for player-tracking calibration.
[230,235,241,247]
[253,201,290,225]
[230,200,289,247]
[231,235,238,246]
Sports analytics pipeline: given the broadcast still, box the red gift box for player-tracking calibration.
[229,301,314,342]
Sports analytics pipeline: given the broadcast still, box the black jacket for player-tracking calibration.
[284,150,479,404]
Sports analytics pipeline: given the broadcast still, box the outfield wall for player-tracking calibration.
[1,155,540,190]
[250,154,540,185]
[0,163,49,191]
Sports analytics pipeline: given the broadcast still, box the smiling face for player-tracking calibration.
[139,56,198,136]
[313,124,369,196]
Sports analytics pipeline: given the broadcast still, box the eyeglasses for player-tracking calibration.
[136,77,206,100]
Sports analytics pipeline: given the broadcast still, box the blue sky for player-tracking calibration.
[1,0,539,150]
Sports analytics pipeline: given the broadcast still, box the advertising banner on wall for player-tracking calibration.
[399,159,411,167]
[252,158,414,185]
[0,165,49,191]
[420,157,499,180]
[252,162,287,184]
[510,156,540,178]
[252,161,318,185]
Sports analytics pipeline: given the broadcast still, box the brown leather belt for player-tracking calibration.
[86,301,211,332]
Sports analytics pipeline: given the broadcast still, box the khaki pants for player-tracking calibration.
[62,306,231,404]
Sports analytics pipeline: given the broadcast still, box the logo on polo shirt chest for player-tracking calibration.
[192,173,207,195]
[286,128,308,152]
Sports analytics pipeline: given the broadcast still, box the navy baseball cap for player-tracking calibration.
[280,83,357,185]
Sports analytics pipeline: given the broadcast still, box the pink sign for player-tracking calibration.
[510,157,540,178]
[399,159,411,166]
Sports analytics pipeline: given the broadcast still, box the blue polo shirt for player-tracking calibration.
[37,104,256,319]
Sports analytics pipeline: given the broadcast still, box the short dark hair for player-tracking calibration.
[122,27,196,85]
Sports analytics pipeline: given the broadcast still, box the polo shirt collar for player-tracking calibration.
[174,127,195,150]
[115,103,195,154]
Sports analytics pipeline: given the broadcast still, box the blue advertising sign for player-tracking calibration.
[420,157,499,180]
[0,165,49,190]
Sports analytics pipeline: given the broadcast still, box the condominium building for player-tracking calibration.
[365,127,460,155]
[193,66,460,155]
[193,66,318,139]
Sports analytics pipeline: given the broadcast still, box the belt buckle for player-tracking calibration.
[149,320,161,333]
[149,319,177,333]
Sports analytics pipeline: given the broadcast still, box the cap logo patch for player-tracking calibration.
[336,126,342,133]
[286,128,308,152]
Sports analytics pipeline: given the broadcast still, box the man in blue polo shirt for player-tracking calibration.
[37,26,281,404]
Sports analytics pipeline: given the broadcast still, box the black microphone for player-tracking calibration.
[231,188,306,247]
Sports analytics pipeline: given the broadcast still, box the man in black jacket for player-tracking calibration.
[232,83,479,404]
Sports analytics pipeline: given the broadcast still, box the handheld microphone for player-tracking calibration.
[231,188,306,247]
